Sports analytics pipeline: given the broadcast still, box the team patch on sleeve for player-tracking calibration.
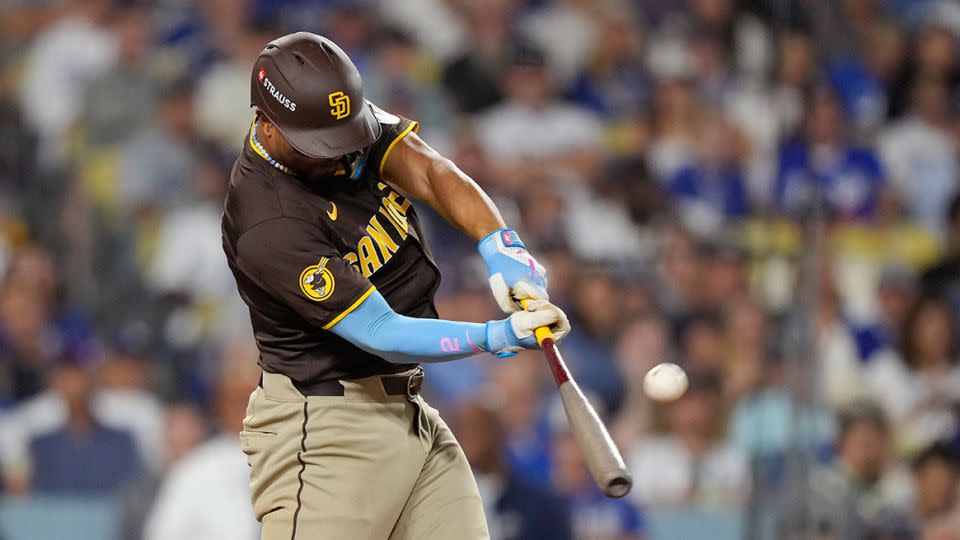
[299,257,336,301]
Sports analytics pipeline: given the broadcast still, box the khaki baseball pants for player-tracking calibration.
[241,370,489,540]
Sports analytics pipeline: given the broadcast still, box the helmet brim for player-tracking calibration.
[278,101,382,159]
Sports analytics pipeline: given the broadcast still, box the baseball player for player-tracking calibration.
[222,32,570,540]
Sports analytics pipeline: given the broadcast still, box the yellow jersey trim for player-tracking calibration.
[249,120,269,160]
[322,285,376,330]
[378,121,420,177]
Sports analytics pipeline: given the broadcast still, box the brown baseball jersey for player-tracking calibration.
[222,106,440,384]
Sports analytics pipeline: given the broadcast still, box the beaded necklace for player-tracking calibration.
[250,121,296,176]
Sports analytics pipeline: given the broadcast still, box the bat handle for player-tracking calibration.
[518,298,570,385]
[518,299,555,345]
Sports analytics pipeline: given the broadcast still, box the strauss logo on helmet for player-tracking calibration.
[259,67,297,112]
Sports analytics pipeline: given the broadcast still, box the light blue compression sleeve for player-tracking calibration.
[328,289,525,363]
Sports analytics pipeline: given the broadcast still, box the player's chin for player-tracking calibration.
[294,155,342,179]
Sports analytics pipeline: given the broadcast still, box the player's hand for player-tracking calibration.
[478,228,548,313]
[485,300,570,357]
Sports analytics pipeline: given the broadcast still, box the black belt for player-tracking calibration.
[260,367,425,400]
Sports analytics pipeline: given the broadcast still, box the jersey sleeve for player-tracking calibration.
[329,288,489,363]
[362,102,419,180]
[234,217,374,330]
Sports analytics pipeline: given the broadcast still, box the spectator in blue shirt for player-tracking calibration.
[553,428,646,540]
[29,362,142,494]
[668,109,750,230]
[568,11,653,119]
[496,361,556,486]
[562,270,627,414]
[851,264,917,363]
[774,87,886,221]
[825,22,906,135]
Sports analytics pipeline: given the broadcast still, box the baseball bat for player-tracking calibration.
[520,299,633,498]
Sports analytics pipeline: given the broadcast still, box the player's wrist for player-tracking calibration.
[484,319,522,357]
[477,228,525,261]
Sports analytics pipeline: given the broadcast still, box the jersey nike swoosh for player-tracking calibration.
[327,202,338,221]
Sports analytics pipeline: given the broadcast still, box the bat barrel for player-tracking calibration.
[558,379,633,499]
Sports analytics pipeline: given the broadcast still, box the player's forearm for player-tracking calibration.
[329,290,566,362]
[383,133,505,242]
[383,134,550,311]
[423,156,506,241]
[329,289,496,363]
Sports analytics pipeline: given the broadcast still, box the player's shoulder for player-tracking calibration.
[225,142,287,222]
[226,159,334,239]
[225,180,333,255]
[234,214,332,257]
[369,101,419,148]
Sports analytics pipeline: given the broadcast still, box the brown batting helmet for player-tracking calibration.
[251,32,381,158]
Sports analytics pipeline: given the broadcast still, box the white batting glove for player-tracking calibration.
[478,228,549,313]
[485,300,571,357]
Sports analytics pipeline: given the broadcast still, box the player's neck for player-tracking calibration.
[252,120,296,176]
[255,121,280,158]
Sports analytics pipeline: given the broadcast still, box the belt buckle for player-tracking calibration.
[406,367,424,401]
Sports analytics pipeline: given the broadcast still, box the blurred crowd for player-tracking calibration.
[4,0,960,539]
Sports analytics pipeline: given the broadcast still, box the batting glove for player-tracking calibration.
[478,228,548,313]
[485,300,570,357]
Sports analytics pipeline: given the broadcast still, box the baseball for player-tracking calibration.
[643,363,689,402]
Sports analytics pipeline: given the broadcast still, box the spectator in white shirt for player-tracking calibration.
[117,81,197,215]
[805,402,915,540]
[193,22,275,152]
[726,30,815,207]
[816,269,869,410]
[144,345,260,540]
[521,0,601,86]
[878,77,958,239]
[476,41,604,188]
[867,295,960,454]
[16,0,118,161]
[627,374,750,509]
[120,402,207,540]
[145,156,250,347]
[646,79,699,184]
[612,314,672,446]
[477,41,642,261]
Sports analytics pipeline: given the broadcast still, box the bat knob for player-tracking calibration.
[602,474,633,499]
